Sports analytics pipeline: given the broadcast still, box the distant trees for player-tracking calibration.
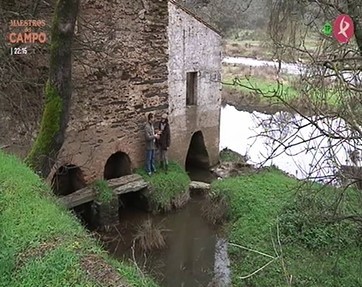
[178,0,269,34]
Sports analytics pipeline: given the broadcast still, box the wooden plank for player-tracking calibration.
[107,174,143,188]
[189,181,211,190]
[59,187,96,209]
[59,176,149,208]
[113,179,148,195]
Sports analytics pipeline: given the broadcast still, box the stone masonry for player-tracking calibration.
[48,0,222,183]
[167,1,222,168]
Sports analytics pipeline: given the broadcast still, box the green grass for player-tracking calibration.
[219,148,246,163]
[212,167,362,286]
[137,162,191,212]
[93,179,113,204]
[223,76,298,103]
[223,76,342,108]
[0,151,159,287]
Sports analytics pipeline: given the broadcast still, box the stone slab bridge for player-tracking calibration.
[59,174,147,209]
[58,173,210,210]
[58,174,210,225]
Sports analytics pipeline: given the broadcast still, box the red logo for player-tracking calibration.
[333,14,354,43]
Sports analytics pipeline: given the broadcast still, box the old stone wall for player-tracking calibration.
[167,1,222,167]
[51,0,169,182]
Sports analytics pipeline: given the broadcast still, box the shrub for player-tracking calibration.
[134,219,168,251]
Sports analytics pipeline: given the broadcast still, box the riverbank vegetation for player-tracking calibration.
[211,167,362,286]
[0,151,159,287]
[223,29,320,62]
[222,63,342,114]
[137,162,191,212]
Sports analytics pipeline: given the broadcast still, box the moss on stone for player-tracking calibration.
[25,81,63,172]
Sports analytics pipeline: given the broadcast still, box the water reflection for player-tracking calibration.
[220,104,361,182]
[104,196,227,287]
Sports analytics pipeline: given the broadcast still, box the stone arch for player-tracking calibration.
[185,131,210,171]
[104,151,132,180]
[51,164,86,196]
[51,164,97,229]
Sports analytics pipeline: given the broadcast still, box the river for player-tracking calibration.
[220,104,360,182]
[222,56,359,84]
[221,56,361,181]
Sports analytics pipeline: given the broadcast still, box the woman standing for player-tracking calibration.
[157,113,171,172]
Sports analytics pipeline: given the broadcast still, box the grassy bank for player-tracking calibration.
[137,162,191,212]
[224,29,321,62]
[212,168,362,286]
[223,76,298,103]
[0,151,159,287]
[222,73,341,112]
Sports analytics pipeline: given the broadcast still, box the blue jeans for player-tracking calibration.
[146,149,156,173]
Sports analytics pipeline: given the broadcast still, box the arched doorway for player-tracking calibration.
[51,164,96,229]
[51,164,86,196]
[185,131,213,182]
[103,152,146,213]
[104,151,132,180]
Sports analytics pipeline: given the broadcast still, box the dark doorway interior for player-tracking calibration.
[118,190,149,216]
[51,164,86,196]
[104,152,132,180]
[185,131,214,183]
[51,164,96,229]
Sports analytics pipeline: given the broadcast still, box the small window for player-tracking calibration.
[186,72,198,105]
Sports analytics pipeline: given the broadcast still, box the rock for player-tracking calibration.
[189,181,211,190]
[211,161,254,179]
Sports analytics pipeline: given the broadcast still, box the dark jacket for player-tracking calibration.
[157,120,171,150]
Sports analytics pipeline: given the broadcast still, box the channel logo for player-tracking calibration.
[322,14,354,43]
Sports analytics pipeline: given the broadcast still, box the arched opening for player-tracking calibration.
[51,165,97,229]
[104,152,132,180]
[51,164,86,196]
[103,152,147,216]
[185,131,214,182]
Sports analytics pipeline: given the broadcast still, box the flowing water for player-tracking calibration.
[222,56,359,84]
[103,194,230,287]
[222,56,306,75]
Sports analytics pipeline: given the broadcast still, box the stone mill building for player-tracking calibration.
[50,0,222,190]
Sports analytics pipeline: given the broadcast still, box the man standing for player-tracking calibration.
[157,113,171,172]
[145,113,159,176]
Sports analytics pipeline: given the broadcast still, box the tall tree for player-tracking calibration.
[25,0,80,177]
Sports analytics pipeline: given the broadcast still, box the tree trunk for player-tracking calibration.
[347,1,362,55]
[25,0,80,177]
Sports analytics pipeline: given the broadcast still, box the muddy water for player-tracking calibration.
[102,194,228,287]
